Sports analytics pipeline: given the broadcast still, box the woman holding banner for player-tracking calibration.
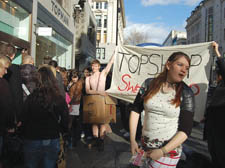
[205,42,225,168]
[129,52,195,167]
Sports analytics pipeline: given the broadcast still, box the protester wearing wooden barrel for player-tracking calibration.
[85,51,115,151]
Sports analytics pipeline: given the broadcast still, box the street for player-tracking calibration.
[67,113,211,168]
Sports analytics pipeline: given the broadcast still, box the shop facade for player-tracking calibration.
[0,0,75,69]
[36,0,74,69]
[0,0,32,64]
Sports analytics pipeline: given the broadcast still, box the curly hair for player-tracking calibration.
[30,66,61,112]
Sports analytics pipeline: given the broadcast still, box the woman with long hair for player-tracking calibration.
[67,70,83,147]
[129,52,195,167]
[21,66,69,168]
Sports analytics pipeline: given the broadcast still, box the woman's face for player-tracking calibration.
[72,76,78,83]
[166,56,190,83]
[84,70,89,77]
[0,64,9,78]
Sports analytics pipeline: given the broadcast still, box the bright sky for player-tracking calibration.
[124,0,202,44]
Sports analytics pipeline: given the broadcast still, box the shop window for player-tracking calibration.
[0,0,30,41]
[36,20,72,69]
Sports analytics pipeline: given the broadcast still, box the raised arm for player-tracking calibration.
[212,41,221,58]
[212,41,225,80]
[103,50,116,75]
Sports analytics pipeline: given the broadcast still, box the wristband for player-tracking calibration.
[160,147,168,156]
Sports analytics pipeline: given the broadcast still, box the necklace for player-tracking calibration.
[166,80,176,87]
[161,82,176,94]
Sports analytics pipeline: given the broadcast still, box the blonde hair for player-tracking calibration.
[0,54,11,68]
[22,55,34,65]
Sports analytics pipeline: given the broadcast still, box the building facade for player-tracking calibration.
[73,0,97,71]
[163,30,187,46]
[186,0,225,56]
[0,0,75,69]
[186,0,225,86]
[88,0,126,65]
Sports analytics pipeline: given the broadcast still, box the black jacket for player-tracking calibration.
[21,90,69,140]
[131,78,195,137]
[4,64,23,120]
[0,78,15,135]
[20,64,38,101]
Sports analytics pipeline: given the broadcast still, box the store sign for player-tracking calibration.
[37,27,53,36]
[51,0,69,26]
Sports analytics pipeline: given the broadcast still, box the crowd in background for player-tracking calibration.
[0,42,94,168]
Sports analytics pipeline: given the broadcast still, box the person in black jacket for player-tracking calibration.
[21,66,69,168]
[0,43,23,123]
[205,42,225,168]
[20,55,38,102]
[0,55,14,159]
[129,52,195,167]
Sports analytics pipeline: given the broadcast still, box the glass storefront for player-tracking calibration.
[0,0,30,42]
[36,20,72,69]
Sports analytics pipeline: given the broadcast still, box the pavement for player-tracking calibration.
[66,113,211,168]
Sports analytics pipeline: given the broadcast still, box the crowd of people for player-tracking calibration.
[0,41,224,168]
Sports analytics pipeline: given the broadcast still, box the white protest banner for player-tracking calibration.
[107,42,214,122]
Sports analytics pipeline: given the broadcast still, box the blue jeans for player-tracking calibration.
[0,136,3,157]
[23,138,60,168]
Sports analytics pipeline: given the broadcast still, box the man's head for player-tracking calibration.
[0,43,17,60]
[91,59,101,73]
[48,60,58,68]
[22,55,34,65]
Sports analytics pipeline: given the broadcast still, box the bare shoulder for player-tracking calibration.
[86,76,90,81]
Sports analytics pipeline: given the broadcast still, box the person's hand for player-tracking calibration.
[98,91,107,96]
[146,149,164,160]
[8,128,15,133]
[17,121,22,127]
[130,140,140,155]
[212,41,221,57]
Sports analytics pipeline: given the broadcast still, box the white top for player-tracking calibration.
[143,89,180,141]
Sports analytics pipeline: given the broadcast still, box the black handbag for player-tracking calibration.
[2,130,24,165]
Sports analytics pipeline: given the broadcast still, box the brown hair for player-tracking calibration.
[0,43,17,58]
[0,54,12,68]
[91,59,100,65]
[143,52,191,107]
